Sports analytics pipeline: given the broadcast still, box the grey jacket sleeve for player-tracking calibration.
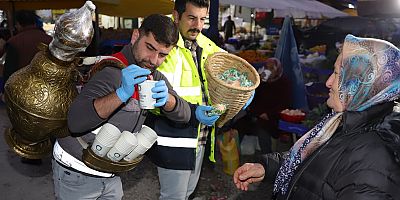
[152,70,191,123]
[68,67,121,134]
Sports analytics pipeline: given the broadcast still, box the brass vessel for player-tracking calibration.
[4,45,79,158]
[83,147,144,173]
[4,1,95,159]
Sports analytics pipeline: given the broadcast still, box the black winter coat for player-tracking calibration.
[262,102,400,200]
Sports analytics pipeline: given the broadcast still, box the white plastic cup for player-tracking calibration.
[124,125,158,161]
[123,143,148,161]
[106,131,138,162]
[138,80,157,109]
[137,125,158,144]
[91,123,122,157]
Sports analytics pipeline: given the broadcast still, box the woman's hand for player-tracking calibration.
[233,163,265,191]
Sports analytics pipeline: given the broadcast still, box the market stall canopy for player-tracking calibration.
[219,0,348,18]
[0,0,174,18]
[0,0,86,10]
[219,0,287,10]
[95,0,174,18]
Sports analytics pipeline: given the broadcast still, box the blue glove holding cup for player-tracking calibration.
[152,80,169,107]
[116,64,151,103]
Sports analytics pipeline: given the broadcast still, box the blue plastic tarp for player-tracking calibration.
[275,16,308,110]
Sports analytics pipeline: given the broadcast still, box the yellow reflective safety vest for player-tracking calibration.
[151,33,223,168]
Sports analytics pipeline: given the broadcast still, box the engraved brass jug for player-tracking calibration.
[4,1,95,159]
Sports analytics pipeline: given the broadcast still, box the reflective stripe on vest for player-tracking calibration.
[157,136,198,148]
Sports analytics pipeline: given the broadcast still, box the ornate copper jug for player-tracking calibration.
[4,1,95,159]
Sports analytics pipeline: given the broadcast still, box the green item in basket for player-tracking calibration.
[218,68,254,87]
[208,104,227,116]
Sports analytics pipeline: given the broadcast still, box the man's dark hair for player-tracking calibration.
[139,14,178,47]
[174,0,209,19]
[15,10,37,27]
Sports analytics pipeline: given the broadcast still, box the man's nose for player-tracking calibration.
[149,53,158,67]
[193,19,202,29]
[326,74,334,88]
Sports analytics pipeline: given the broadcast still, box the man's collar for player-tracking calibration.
[121,45,136,65]
[177,33,186,49]
[184,39,199,51]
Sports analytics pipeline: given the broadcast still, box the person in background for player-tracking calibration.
[223,15,236,43]
[3,10,52,85]
[145,0,254,199]
[233,58,292,154]
[53,14,191,200]
[233,35,400,199]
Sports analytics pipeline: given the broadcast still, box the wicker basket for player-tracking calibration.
[205,52,260,127]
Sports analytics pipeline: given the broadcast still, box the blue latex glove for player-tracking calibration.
[116,64,151,103]
[195,105,220,126]
[243,90,255,110]
[152,80,169,107]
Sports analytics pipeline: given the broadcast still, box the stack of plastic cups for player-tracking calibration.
[91,123,122,157]
[124,125,157,162]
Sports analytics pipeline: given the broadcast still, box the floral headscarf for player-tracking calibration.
[273,34,400,196]
[339,35,400,111]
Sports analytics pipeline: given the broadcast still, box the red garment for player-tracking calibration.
[7,26,52,69]
[3,26,52,86]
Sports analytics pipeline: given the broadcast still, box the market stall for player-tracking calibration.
[219,0,348,19]
[218,0,344,144]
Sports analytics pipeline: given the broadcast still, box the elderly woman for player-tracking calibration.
[233,34,400,199]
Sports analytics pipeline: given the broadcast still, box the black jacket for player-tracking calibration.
[145,103,200,170]
[262,102,400,200]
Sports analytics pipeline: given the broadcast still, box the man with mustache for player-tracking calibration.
[145,0,254,199]
[52,14,192,200]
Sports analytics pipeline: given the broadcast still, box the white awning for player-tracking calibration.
[219,0,348,19]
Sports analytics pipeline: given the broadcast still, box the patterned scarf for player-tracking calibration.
[273,34,400,195]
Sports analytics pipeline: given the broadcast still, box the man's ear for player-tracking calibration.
[172,10,179,24]
[130,29,139,44]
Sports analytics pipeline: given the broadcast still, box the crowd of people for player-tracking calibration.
[1,0,400,199]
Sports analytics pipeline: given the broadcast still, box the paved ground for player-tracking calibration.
[0,102,290,200]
